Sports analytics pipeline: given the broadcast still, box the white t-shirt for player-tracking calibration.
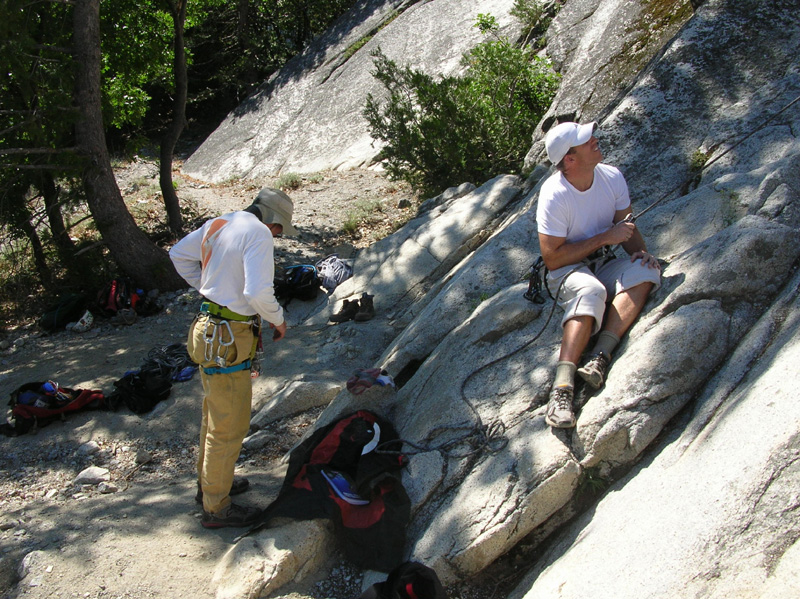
[169,211,284,326]
[536,163,630,278]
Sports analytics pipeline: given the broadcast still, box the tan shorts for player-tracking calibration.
[548,257,662,335]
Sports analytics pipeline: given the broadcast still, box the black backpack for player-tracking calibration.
[274,264,322,304]
[108,368,172,414]
[358,562,448,599]
[38,293,87,331]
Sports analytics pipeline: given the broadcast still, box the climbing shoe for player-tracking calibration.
[330,298,360,323]
[195,476,251,504]
[545,386,576,428]
[354,293,375,322]
[577,352,611,389]
[201,502,262,529]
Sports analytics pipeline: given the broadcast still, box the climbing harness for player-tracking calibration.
[199,300,252,322]
[198,301,261,376]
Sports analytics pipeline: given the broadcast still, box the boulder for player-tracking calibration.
[524,0,695,169]
[184,0,524,182]
[213,519,335,599]
[250,377,342,428]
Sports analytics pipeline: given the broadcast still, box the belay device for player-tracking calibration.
[524,256,549,304]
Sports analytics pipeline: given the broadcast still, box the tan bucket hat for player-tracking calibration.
[251,187,299,236]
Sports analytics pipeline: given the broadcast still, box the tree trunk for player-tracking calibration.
[17,209,51,286]
[159,0,188,236]
[39,171,74,256]
[72,0,184,291]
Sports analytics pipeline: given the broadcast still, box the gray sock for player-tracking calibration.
[592,331,620,358]
[554,361,576,388]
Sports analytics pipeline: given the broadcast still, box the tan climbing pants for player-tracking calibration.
[187,313,257,514]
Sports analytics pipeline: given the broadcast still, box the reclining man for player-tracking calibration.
[536,122,661,429]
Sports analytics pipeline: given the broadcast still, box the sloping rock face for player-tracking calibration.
[183,0,523,182]
[508,268,800,599]
[212,0,800,596]
[525,0,695,154]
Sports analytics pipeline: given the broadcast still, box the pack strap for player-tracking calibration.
[200,301,254,322]
[202,360,252,375]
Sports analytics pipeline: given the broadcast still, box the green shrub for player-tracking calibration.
[510,0,555,47]
[275,172,302,190]
[363,24,558,196]
[342,199,384,237]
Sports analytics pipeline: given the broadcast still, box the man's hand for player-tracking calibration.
[606,220,636,245]
[630,250,660,270]
[270,321,287,341]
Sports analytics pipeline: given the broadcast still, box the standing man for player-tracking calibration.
[536,122,661,429]
[170,188,298,527]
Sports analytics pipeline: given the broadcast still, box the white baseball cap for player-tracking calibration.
[251,187,299,236]
[545,121,598,165]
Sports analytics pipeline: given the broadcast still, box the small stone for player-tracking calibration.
[73,466,110,485]
[0,519,16,531]
[97,482,118,494]
[18,550,44,579]
[135,450,152,465]
[76,441,101,456]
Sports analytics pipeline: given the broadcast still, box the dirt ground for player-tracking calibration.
[0,162,518,599]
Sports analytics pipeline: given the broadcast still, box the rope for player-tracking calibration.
[141,343,194,378]
[632,92,800,222]
[377,264,580,460]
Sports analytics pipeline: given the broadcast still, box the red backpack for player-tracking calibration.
[2,381,105,436]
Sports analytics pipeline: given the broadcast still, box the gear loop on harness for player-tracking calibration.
[201,313,238,368]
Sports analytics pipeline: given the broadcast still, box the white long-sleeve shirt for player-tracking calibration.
[169,211,284,326]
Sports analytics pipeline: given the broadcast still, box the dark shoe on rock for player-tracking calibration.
[195,476,250,504]
[330,299,360,323]
[201,502,262,529]
[577,351,611,389]
[545,386,576,428]
[354,293,375,322]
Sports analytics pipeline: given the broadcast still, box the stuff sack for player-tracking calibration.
[274,264,322,304]
[3,381,105,436]
[315,254,353,292]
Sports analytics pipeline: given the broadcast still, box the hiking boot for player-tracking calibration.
[201,502,262,529]
[354,293,375,322]
[329,299,360,323]
[577,352,611,389]
[194,476,250,504]
[545,386,576,428]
